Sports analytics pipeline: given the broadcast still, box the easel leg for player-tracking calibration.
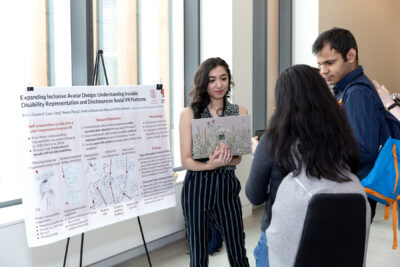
[63,237,70,267]
[137,216,152,267]
[91,50,109,86]
[80,233,84,267]
[99,52,109,85]
[92,53,99,85]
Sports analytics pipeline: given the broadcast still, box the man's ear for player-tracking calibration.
[346,48,357,63]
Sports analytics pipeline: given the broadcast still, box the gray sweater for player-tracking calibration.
[266,169,371,267]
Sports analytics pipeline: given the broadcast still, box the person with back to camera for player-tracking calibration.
[245,67,322,267]
[179,57,250,267]
[263,64,371,266]
[313,27,385,220]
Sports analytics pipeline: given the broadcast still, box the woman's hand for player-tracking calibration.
[208,143,233,170]
[373,80,394,108]
[373,80,400,121]
[252,136,259,154]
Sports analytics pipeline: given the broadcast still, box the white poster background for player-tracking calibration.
[19,85,176,247]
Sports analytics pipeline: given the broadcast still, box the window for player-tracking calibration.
[0,1,27,208]
[0,0,59,223]
[200,0,232,70]
[95,0,184,168]
[0,0,185,224]
[48,0,72,86]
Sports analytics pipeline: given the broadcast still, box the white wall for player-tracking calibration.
[232,0,253,218]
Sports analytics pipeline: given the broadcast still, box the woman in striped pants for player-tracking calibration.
[179,57,249,267]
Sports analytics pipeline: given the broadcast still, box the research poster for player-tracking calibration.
[19,85,176,247]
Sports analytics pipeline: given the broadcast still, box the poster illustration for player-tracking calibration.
[191,115,252,159]
[19,85,175,247]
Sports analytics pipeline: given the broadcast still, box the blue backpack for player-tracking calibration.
[352,81,400,249]
[208,222,223,255]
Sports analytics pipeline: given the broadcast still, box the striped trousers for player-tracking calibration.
[182,169,249,267]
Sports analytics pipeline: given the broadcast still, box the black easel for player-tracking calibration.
[63,49,152,267]
[92,49,109,86]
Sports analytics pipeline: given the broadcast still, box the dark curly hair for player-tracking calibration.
[267,64,360,182]
[189,57,232,118]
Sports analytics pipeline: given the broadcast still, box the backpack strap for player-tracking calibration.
[341,80,377,99]
[393,200,398,249]
[342,79,376,93]
[383,195,400,249]
[341,80,383,112]
[343,80,399,149]
[385,204,390,220]
[393,144,400,194]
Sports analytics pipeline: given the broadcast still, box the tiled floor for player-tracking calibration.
[116,205,400,267]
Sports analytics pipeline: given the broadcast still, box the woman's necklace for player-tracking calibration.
[208,104,223,118]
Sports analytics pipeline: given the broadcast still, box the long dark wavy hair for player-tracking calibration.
[189,57,232,118]
[267,64,359,182]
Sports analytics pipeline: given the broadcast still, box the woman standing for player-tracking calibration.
[179,57,249,267]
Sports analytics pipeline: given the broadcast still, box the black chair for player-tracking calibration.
[294,193,367,267]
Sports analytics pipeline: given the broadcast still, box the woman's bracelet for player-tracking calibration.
[387,102,399,110]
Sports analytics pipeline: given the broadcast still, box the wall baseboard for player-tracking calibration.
[88,230,186,267]
[242,203,253,218]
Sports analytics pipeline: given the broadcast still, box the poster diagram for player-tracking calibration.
[35,169,59,212]
[62,164,83,206]
[19,85,176,247]
[86,155,140,209]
